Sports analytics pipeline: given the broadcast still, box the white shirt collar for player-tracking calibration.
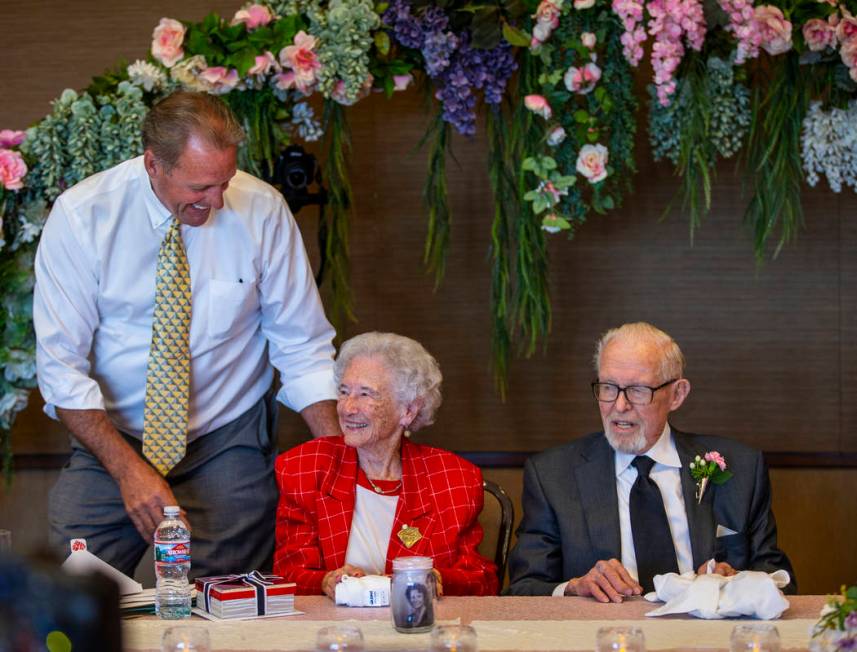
[614,423,681,477]
[136,156,174,229]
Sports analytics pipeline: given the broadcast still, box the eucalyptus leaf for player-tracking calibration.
[502,22,532,47]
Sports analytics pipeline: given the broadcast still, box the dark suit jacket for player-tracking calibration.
[506,428,796,595]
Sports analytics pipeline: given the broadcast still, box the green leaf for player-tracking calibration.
[602,194,614,210]
[586,130,599,142]
[574,110,589,123]
[202,13,220,33]
[374,31,391,56]
[502,22,532,47]
[712,470,733,485]
[231,48,258,76]
[523,190,538,201]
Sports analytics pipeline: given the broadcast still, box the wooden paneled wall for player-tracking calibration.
[3,0,856,593]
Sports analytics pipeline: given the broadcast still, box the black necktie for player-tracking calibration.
[630,456,678,592]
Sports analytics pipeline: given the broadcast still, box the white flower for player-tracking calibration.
[547,126,567,146]
[801,100,857,193]
[292,102,324,142]
[127,60,167,92]
[576,144,609,183]
[4,350,35,383]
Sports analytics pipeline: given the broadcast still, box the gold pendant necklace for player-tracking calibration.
[366,476,402,495]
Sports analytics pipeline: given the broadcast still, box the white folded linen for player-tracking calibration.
[645,569,791,620]
[62,543,144,596]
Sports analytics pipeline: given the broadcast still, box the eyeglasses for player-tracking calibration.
[591,379,678,405]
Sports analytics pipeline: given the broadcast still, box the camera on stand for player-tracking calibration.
[267,145,328,214]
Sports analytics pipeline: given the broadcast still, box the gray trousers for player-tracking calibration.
[48,394,278,580]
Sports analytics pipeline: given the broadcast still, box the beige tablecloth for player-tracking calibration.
[124,594,826,652]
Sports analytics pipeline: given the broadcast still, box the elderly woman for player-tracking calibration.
[274,332,498,597]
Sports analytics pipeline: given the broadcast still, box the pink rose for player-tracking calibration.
[231,4,273,30]
[278,31,322,94]
[704,451,727,471]
[581,32,597,48]
[754,5,792,55]
[273,70,297,91]
[151,17,186,68]
[524,94,552,119]
[0,149,28,191]
[840,39,857,68]
[393,73,413,91]
[0,130,26,148]
[575,0,596,8]
[534,0,562,26]
[198,66,240,94]
[575,144,608,183]
[836,10,857,43]
[563,62,601,94]
[803,18,836,51]
[248,51,277,76]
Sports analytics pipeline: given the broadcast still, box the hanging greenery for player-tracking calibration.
[3,0,857,476]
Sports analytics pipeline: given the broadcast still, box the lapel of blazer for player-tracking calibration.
[317,442,358,570]
[386,438,437,569]
[574,435,622,560]
[674,428,715,568]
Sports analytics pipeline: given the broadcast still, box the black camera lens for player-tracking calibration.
[285,165,309,190]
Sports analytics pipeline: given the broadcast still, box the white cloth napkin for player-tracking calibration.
[644,569,791,620]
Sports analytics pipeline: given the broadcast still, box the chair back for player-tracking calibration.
[478,479,514,592]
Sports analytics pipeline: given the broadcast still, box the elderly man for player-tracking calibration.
[34,91,339,578]
[507,322,794,601]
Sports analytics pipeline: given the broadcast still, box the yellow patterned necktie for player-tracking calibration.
[142,217,191,476]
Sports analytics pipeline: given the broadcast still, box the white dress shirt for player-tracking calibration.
[34,156,336,439]
[553,425,694,596]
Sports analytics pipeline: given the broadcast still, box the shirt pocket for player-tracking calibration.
[207,278,256,339]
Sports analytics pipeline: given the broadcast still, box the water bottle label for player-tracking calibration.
[154,540,191,563]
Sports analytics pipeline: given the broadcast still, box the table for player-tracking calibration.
[123,594,827,652]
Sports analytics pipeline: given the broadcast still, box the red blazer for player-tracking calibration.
[274,436,498,596]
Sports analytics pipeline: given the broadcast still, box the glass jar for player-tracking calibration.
[391,556,436,634]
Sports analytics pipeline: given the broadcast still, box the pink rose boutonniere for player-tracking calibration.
[689,451,733,503]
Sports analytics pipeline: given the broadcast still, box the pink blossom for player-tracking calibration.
[273,71,297,91]
[646,0,706,105]
[0,149,28,191]
[581,32,597,48]
[613,0,646,65]
[836,10,857,43]
[803,18,837,51]
[576,144,608,183]
[0,130,25,148]
[524,94,552,119]
[754,5,792,55]
[547,125,567,146]
[704,451,727,472]
[563,62,602,94]
[393,74,413,91]
[278,31,322,94]
[198,67,240,94]
[151,17,186,68]
[840,38,857,69]
[331,74,373,106]
[231,4,273,30]
[532,0,562,46]
[717,0,763,63]
[248,51,277,76]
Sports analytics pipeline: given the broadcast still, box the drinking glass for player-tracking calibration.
[161,625,210,652]
[430,624,478,652]
[596,626,646,652]
[0,530,10,553]
[316,624,365,651]
[730,624,781,652]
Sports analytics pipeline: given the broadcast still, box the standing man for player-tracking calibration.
[507,322,794,600]
[34,91,340,578]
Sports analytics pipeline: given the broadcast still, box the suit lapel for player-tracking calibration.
[575,436,622,560]
[674,430,715,568]
[317,443,358,569]
[386,438,436,568]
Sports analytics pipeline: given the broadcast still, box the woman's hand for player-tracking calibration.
[321,564,367,599]
[432,568,444,598]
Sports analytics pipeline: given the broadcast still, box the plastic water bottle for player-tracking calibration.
[154,505,191,619]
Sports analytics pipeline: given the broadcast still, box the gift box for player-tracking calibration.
[195,571,296,619]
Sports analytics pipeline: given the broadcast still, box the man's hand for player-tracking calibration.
[117,456,183,540]
[56,407,186,540]
[564,559,643,603]
[697,560,737,576]
[300,400,342,438]
[321,564,366,599]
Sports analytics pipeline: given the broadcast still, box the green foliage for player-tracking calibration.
[744,53,808,261]
[421,111,452,287]
[813,585,857,634]
[320,100,356,330]
[650,53,751,237]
